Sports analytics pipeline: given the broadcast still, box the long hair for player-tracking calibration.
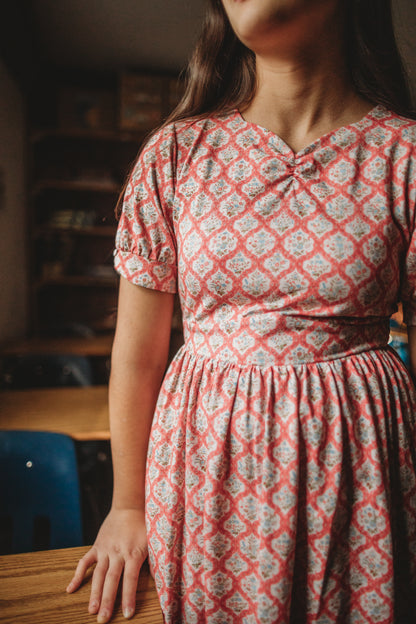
[116,0,414,214]
[168,0,414,124]
[165,0,256,123]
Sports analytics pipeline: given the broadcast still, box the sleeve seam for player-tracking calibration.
[114,248,177,269]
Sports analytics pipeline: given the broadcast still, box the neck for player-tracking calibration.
[240,15,373,149]
[257,55,351,117]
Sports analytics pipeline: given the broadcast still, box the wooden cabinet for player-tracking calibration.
[27,70,183,354]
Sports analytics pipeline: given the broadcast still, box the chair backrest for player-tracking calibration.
[1,353,93,389]
[0,430,83,554]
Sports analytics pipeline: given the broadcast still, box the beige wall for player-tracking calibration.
[0,59,28,343]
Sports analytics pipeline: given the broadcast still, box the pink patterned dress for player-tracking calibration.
[114,105,416,623]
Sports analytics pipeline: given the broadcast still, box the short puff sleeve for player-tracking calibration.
[114,125,178,293]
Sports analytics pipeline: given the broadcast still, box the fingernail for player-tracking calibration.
[89,600,99,613]
[123,606,134,619]
[97,610,109,623]
[66,582,73,592]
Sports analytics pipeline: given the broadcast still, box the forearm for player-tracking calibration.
[108,358,166,511]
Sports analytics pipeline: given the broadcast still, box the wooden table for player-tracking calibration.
[0,386,110,440]
[0,546,164,623]
[0,334,114,357]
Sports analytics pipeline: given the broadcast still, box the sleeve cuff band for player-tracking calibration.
[114,249,177,294]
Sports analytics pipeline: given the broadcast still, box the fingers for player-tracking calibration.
[66,548,97,593]
[95,556,124,624]
[121,553,144,619]
[88,555,109,615]
[66,545,145,622]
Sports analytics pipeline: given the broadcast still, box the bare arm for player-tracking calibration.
[109,276,174,510]
[67,277,174,622]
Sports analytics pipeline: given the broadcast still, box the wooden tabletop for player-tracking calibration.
[0,546,163,623]
[0,386,110,440]
[0,334,114,357]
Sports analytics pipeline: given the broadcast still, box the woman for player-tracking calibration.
[67,0,416,622]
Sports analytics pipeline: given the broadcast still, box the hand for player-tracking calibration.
[66,508,148,622]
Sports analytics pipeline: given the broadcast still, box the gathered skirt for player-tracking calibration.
[145,344,416,623]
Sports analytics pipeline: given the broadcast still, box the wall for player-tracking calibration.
[395,0,416,102]
[0,59,28,343]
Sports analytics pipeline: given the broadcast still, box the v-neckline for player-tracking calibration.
[234,104,386,160]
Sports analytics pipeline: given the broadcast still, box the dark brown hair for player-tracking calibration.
[117,0,414,214]
[165,0,256,123]
[168,0,414,123]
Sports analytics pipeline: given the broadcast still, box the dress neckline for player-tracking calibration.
[233,104,387,159]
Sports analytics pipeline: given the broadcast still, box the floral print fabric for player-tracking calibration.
[114,105,416,623]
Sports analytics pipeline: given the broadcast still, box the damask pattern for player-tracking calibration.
[114,105,416,623]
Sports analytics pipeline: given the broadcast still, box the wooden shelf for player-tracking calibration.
[30,127,146,143]
[32,180,121,195]
[26,70,183,340]
[36,225,116,237]
[36,275,118,289]
[1,333,114,357]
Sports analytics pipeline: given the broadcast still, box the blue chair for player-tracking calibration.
[389,320,410,368]
[0,430,84,554]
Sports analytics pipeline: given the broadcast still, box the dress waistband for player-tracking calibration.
[183,318,391,367]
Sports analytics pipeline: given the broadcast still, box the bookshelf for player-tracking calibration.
[27,69,183,355]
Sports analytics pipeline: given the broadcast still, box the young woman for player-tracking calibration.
[67,0,416,622]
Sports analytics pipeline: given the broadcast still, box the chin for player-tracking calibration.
[223,0,340,51]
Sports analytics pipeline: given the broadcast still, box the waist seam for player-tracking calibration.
[177,341,392,370]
